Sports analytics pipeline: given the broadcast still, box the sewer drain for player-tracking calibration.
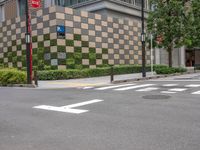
[142,95,171,100]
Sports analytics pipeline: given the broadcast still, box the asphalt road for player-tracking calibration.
[0,79,200,150]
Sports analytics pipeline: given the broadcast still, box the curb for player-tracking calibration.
[112,71,200,84]
[0,84,37,88]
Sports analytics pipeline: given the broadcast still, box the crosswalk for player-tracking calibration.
[81,83,200,95]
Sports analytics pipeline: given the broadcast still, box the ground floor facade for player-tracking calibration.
[154,47,200,68]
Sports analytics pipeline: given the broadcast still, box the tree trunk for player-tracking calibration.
[168,47,172,67]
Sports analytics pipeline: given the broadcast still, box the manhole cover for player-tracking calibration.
[142,95,171,100]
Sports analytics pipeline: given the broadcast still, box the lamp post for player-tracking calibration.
[141,0,146,77]
[25,0,32,84]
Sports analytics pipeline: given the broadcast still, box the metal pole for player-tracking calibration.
[25,0,32,84]
[150,34,153,75]
[141,0,146,77]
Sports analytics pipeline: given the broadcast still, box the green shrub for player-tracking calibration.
[50,39,57,46]
[82,41,89,47]
[37,65,153,80]
[17,45,22,51]
[12,40,16,46]
[32,36,38,42]
[66,40,74,46]
[57,46,66,52]
[74,47,82,53]
[89,48,95,53]
[44,34,50,41]
[74,34,81,41]
[0,69,26,85]
[154,66,187,74]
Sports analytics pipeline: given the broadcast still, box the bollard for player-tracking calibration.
[110,65,114,82]
[34,70,38,86]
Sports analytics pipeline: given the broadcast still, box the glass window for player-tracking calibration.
[0,5,5,22]
[18,0,26,16]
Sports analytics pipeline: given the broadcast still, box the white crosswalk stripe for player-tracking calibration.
[114,84,155,91]
[185,84,200,88]
[191,91,200,94]
[161,91,177,94]
[81,83,200,95]
[168,88,187,92]
[162,84,178,87]
[95,84,135,90]
[136,87,159,92]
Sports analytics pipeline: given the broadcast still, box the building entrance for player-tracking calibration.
[186,49,200,67]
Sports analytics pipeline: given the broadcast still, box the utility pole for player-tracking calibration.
[25,0,32,84]
[141,0,146,77]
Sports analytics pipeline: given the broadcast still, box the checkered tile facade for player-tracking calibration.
[0,6,151,70]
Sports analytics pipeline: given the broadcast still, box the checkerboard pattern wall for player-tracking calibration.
[0,6,151,70]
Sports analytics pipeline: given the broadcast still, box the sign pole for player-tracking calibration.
[141,0,146,77]
[25,0,32,84]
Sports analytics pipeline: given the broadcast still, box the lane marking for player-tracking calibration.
[136,87,159,92]
[114,84,155,91]
[151,80,200,82]
[95,84,135,90]
[161,91,177,94]
[82,87,94,89]
[33,99,104,114]
[162,84,178,87]
[169,88,187,92]
[191,91,200,95]
[185,84,200,88]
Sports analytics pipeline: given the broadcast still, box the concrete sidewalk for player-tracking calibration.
[37,72,200,89]
[37,72,156,89]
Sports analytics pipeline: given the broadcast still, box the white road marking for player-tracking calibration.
[161,91,177,94]
[162,84,178,87]
[95,84,135,90]
[151,80,200,82]
[185,84,200,88]
[33,99,104,114]
[136,87,159,92]
[169,88,187,92]
[82,87,94,89]
[191,91,200,94]
[114,84,155,91]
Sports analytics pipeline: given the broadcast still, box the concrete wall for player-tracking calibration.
[155,47,186,67]
[0,6,151,70]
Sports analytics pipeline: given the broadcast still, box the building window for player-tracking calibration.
[18,0,26,16]
[0,5,5,22]
[54,0,90,7]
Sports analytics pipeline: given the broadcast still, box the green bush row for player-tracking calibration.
[154,65,187,74]
[0,69,27,85]
[37,65,151,80]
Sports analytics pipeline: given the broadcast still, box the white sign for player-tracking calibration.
[33,99,104,114]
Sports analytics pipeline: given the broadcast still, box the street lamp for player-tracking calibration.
[141,0,146,77]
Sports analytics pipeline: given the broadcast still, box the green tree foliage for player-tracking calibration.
[148,0,187,67]
[184,0,200,48]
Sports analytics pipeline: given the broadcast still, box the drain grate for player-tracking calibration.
[142,95,171,100]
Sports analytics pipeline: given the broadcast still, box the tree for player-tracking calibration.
[184,0,200,48]
[147,0,187,67]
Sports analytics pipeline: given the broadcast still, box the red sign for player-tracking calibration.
[31,0,41,8]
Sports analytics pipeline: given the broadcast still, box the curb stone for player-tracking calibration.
[112,71,200,84]
[0,84,37,88]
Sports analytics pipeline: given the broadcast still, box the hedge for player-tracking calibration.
[0,69,27,85]
[37,65,187,80]
[154,65,187,74]
[37,65,151,80]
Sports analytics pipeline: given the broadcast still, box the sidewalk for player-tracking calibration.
[37,72,156,89]
[37,72,200,89]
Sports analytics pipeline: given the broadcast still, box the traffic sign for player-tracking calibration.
[31,0,41,8]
